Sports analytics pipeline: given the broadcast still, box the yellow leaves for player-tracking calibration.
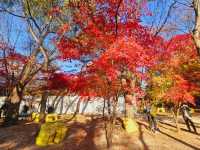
[152,75,171,87]
[64,0,80,5]
[152,76,162,86]
[187,59,200,71]
[149,74,173,100]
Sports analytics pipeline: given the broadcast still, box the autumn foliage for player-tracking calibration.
[1,0,199,112]
[42,0,200,107]
[1,0,200,134]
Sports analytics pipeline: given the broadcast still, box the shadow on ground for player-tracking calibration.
[1,116,200,150]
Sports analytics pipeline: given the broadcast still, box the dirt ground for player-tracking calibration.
[0,114,200,150]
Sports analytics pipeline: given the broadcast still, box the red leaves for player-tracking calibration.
[57,24,69,35]
[7,52,27,63]
[54,0,200,103]
[55,0,151,60]
[89,36,155,78]
[106,68,119,81]
[164,75,195,104]
[48,72,98,97]
[56,38,81,60]
[165,34,197,67]
[48,73,71,90]
[54,16,159,98]
[153,34,199,105]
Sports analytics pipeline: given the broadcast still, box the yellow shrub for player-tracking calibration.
[45,114,58,123]
[190,108,194,114]
[32,112,40,123]
[122,118,138,133]
[35,122,68,146]
[157,107,166,113]
[54,123,68,144]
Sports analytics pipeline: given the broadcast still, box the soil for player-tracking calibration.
[0,114,200,150]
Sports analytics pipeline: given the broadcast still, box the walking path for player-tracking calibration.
[0,114,200,150]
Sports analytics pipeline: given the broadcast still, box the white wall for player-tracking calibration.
[0,96,137,115]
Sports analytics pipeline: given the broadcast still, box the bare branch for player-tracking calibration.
[28,26,49,70]
[175,0,193,7]
[192,0,200,55]
[154,1,177,36]
[25,0,42,33]
[115,0,123,37]
[0,7,26,18]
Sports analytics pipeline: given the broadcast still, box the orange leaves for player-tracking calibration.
[57,24,69,35]
[164,75,196,104]
[148,34,200,105]
[165,34,198,68]
[97,37,154,73]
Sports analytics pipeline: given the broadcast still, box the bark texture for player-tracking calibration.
[193,0,200,55]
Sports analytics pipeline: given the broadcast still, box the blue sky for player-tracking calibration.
[0,13,30,53]
[141,0,194,38]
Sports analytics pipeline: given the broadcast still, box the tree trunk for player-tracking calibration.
[3,87,22,126]
[105,97,118,149]
[64,97,78,114]
[65,99,81,122]
[59,97,64,114]
[81,99,89,115]
[124,76,136,118]
[107,99,111,116]
[175,108,180,132]
[4,102,20,126]
[103,98,106,117]
[54,96,62,111]
[171,103,181,132]
[192,0,200,55]
[52,95,61,108]
[124,94,135,118]
[39,92,48,123]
